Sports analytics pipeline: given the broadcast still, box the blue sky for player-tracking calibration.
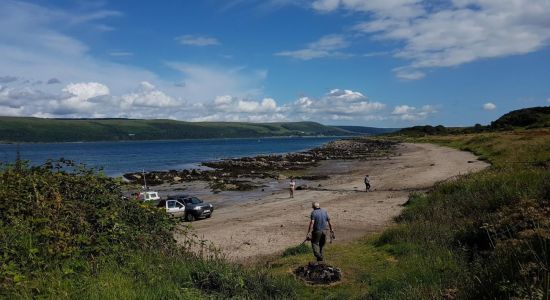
[0,0,549,127]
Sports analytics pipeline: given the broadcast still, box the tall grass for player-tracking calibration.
[376,168,549,299]
[370,130,550,299]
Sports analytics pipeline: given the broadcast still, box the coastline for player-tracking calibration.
[122,138,397,193]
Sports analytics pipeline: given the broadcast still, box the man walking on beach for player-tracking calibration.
[289,178,296,198]
[364,174,371,192]
[306,202,334,262]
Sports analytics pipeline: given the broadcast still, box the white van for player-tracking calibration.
[138,191,160,202]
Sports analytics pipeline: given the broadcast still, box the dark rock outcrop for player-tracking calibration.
[294,262,342,284]
[122,138,397,191]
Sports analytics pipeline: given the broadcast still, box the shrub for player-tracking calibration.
[0,160,295,299]
[376,166,549,299]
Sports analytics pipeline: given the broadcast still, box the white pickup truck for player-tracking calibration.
[157,199,186,218]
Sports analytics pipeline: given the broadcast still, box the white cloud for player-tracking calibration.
[288,88,385,122]
[120,82,179,109]
[393,67,425,80]
[0,75,437,125]
[483,102,496,110]
[63,82,109,101]
[0,81,111,116]
[312,0,340,12]
[173,88,392,124]
[391,104,437,121]
[546,98,550,103]
[186,88,419,124]
[276,34,350,60]
[176,35,220,46]
[189,95,286,122]
[0,80,186,118]
[312,0,550,79]
[392,105,415,115]
[312,0,423,19]
[211,95,279,113]
[0,85,51,111]
[47,82,111,114]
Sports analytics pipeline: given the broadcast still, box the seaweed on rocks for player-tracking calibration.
[208,179,258,192]
[122,138,397,191]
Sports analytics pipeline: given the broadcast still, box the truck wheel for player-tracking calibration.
[186,213,195,222]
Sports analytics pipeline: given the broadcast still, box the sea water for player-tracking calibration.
[0,137,341,176]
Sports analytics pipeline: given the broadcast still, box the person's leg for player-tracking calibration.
[318,231,327,261]
[311,231,322,261]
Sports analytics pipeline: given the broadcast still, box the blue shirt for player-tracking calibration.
[310,208,330,232]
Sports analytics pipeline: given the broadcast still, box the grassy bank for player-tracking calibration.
[267,129,549,299]
[0,160,296,299]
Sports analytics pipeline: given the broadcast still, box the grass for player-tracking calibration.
[265,128,550,299]
[10,251,299,299]
[271,235,461,299]
[282,243,310,257]
[395,129,550,166]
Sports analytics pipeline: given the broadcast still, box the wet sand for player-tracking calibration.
[173,143,488,261]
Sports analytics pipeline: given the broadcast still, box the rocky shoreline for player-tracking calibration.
[123,138,397,192]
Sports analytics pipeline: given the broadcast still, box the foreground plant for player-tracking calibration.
[0,160,296,299]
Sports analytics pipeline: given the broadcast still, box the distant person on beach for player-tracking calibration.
[306,202,334,262]
[289,178,296,198]
[364,174,371,192]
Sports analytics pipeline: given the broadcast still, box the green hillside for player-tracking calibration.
[490,106,550,129]
[391,106,550,137]
[0,117,354,142]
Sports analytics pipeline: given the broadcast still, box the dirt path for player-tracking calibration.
[178,143,488,261]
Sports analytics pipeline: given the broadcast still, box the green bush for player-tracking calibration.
[0,160,296,299]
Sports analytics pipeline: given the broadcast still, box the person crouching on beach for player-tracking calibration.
[289,178,296,198]
[364,174,371,192]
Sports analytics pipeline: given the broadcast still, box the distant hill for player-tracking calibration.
[391,106,550,137]
[394,125,457,136]
[333,126,400,135]
[0,117,360,143]
[490,106,550,129]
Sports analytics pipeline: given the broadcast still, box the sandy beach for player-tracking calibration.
[174,143,488,261]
